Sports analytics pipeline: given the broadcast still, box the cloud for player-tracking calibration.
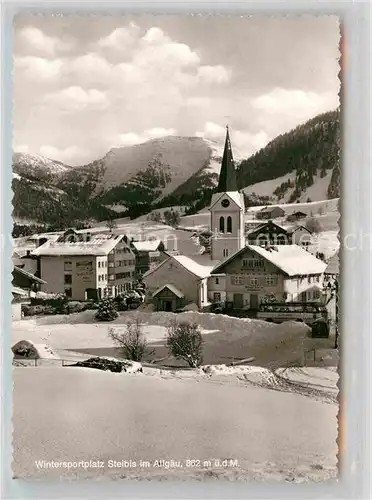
[17,26,75,57]
[252,88,339,119]
[43,86,109,112]
[97,22,140,49]
[196,121,268,159]
[113,127,177,147]
[39,145,87,164]
[13,17,339,166]
[14,144,29,154]
[14,56,63,81]
[197,65,231,84]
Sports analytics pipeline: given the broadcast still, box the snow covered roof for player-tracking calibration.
[212,244,326,277]
[171,255,215,279]
[132,239,161,252]
[143,254,214,280]
[259,206,285,213]
[209,191,245,210]
[13,266,46,284]
[325,252,339,275]
[12,286,29,297]
[31,234,127,257]
[248,245,327,276]
[153,284,184,298]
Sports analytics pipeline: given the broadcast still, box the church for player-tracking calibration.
[144,126,326,312]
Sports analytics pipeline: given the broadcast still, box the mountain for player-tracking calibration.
[237,109,340,203]
[12,137,218,227]
[12,110,340,229]
[13,153,72,183]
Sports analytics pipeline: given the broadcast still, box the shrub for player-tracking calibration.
[113,295,128,311]
[95,298,119,322]
[166,320,204,368]
[108,318,153,361]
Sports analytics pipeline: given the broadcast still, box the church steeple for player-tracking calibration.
[217,125,238,192]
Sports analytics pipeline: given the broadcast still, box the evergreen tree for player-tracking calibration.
[95,297,119,322]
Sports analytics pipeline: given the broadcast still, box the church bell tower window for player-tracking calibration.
[219,216,225,233]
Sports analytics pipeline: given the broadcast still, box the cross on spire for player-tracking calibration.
[217,124,238,192]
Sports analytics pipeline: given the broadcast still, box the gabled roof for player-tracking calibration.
[143,254,214,280]
[12,266,46,284]
[246,221,311,236]
[153,284,184,298]
[209,191,245,211]
[31,234,130,257]
[325,251,339,275]
[259,205,285,213]
[132,239,162,252]
[212,244,326,277]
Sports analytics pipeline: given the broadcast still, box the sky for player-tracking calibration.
[13,15,340,166]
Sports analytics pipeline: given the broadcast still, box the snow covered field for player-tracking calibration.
[12,309,338,481]
[12,366,338,481]
[12,310,318,368]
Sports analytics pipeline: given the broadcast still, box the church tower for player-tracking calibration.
[209,126,245,262]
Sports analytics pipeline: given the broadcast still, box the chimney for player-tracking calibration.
[26,250,31,257]
[86,232,91,242]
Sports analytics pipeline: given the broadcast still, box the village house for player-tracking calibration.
[324,251,339,279]
[31,234,136,300]
[131,239,167,277]
[143,253,214,311]
[208,243,327,310]
[12,287,30,320]
[286,210,307,222]
[12,267,47,320]
[256,206,286,220]
[246,220,312,248]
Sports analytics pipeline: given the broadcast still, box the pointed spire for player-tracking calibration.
[217,125,238,192]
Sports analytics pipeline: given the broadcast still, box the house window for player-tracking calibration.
[215,277,219,285]
[213,292,221,302]
[98,261,101,268]
[250,277,258,286]
[98,275,101,281]
[266,276,275,286]
[227,216,232,233]
[313,289,320,299]
[308,276,312,284]
[231,275,244,285]
[64,261,72,271]
[223,249,229,257]
[316,276,320,283]
[105,274,107,280]
[219,216,225,233]
[64,287,72,298]
[64,274,72,285]
[242,259,248,268]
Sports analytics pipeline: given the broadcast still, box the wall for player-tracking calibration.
[12,302,22,321]
[40,256,97,300]
[291,227,312,246]
[208,275,227,302]
[144,258,201,307]
[284,275,324,301]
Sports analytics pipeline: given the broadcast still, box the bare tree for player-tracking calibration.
[106,218,118,233]
[166,320,204,368]
[108,318,153,361]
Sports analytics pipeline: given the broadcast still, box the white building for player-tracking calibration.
[31,234,136,300]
